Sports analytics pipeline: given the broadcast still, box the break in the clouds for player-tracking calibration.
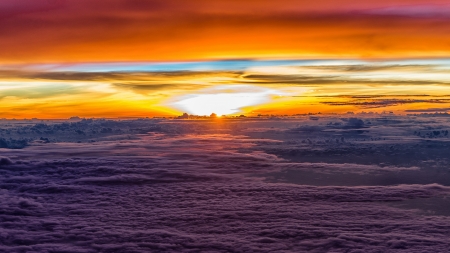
[168,85,284,116]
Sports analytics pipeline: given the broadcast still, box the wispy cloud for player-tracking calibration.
[321,98,450,109]
[2,59,450,117]
[405,107,450,113]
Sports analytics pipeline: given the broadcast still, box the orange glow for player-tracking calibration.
[2,0,450,63]
[2,0,450,118]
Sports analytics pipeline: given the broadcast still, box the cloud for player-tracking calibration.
[274,162,419,175]
[2,1,450,62]
[241,73,450,86]
[0,138,29,149]
[0,83,84,100]
[405,107,450,113]
[113,83,186,92]
[366,5,450,17]
[3,59,450,118]
[298,64,440,73]
[0,70,242,82]
[112,83,209,94]
[321,98,450,108]
[2,116,450,252]
[0,156,13,165]
[342,117,365,128]
[1,153,449,252]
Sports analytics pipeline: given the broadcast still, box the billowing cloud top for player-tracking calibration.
[2,116,450,252]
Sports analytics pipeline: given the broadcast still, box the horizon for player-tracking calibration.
[2,0,450,117]
[2,1,450,252]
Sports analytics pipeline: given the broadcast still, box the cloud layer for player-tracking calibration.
[1,116,450,252]
[2,59,450,118]
[2,0,450,62]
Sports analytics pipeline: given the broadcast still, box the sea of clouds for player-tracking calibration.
[1,114,450,252]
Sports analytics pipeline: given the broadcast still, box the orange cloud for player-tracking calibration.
[2,1,450,118]
[1,0,450,63]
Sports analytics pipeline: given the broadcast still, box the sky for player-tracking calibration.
[1,0,450,118]
[2,1,450,250]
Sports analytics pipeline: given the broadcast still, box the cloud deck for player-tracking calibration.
[1,115,450,252]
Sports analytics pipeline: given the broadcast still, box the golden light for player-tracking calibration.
[168,85,284,116]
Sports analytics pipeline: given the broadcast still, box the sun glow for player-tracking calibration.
[168,85,283,116]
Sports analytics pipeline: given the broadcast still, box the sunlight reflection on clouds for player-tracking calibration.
[168,85,285,116]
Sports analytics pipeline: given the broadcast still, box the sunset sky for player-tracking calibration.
[1,0,450,118]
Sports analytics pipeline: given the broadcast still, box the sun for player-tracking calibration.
[168,85,283,116]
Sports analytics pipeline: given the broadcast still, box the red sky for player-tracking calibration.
[2,0,450,118]
[2,0,450,63]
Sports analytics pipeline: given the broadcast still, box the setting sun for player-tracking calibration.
[168,85,283,116]
[2,1,450,252]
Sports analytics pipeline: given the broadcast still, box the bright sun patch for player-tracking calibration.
[168,85,283,116]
